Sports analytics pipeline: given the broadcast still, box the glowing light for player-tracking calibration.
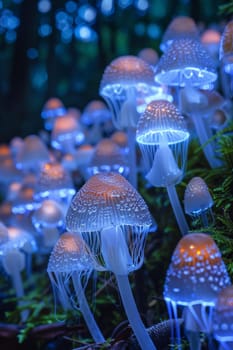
[155,39,217,87]
[0,10,20,30]
[135,0,149,11]
[101,0,114,16]
[213,285,233,344]
[147,23,161,39]
[78,5,96,23]
[118,0,133,8]
[74,25,97,42]
[184,177,214,216]
[65,0,77,13]
[61,28,73,43]
[160,16,199,52]
[56,11,72,31]
[164,233,230,305]
[87,138,129,178]
[38,24,52,37]
[38,0,51,13]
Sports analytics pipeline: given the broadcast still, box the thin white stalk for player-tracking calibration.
[127,127,137,189]
[191,113,221,168]
[166,185,189,236]
[100,226,156,349]
[11,269,29,322]
[115,274,157,350]
[72,272,105,344]
[2,249,28,322]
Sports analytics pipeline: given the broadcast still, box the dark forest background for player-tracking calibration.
[0,0,229,142]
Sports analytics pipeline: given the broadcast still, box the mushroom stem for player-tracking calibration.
[166,184,189,236]
[101,226,156,350]
[72,272,105,344]
[127,127,137,189]
[191,113,221,168]
[116,274,157,350]
[2,249,29,322]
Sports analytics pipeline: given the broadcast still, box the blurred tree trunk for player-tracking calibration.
[6,0,37,138]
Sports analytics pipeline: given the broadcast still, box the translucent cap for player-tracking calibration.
[34,162,75,200]
[212,285,233,341]
[111,131,128,148]
[164,233,230,305]
[32,199,64,228]
[0,158,22,184]
[155,38,217,87]
[81,100,111,125]
[51,114,84,149]
[100,55,155,92]
[219,21,233,61]
[0,144,11,161]
[16,135,50,171]
[47,232,94,272]
[12,185,40,214]
[41,97,66,119]
[184,177,214,215]
[66,172,152,232]
[201,29,221,45]
[137,48,159,66]
[88,138,128,175]
[2,226,37,254]
[160,16,199,52]
[136,100,189,145]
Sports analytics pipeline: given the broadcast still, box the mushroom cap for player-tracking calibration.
[34,162,75,200]
[32,199,64,228]
[136,100,189,145]
[47,232,94,273]
[41,97,66,119]
[66,172,152,232]
[15,135,50,171]
[184,177,214,215]
[100,55,155,92]
[219,20,233,61]
[155,38,217,87]
[81,100,111,125]
[212,285,233,341]
[88,139,128,175]
[160,16,199,52]
[164,233,230,305]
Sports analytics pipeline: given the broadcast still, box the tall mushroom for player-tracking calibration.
[66,172,157,350]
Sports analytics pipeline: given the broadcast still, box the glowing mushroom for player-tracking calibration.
[87,138,129,178]
[41,97,66,131]
[212,285,233,350]
[99,55,157,188]
[136,100,190,235]
[184,177,214,228]
[47,232,105,344]
[164,233,230,349]
[66,172,157,350]
[160,16,199,53]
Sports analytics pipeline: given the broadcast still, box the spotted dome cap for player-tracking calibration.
[160,16,199,52]
[164,233,230,305]
[100,55,155,91]
[184,177,213,215]
[136,100,189,145]
[47,232,94,273]
[66,172,152,232]
[155,38,217,87]
[212,285,233,342]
